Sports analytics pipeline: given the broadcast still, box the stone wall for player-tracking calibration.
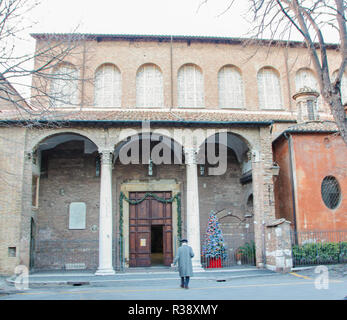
[265,219,293,272]
[0,127,26,274]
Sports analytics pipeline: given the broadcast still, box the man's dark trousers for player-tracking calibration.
[181,276,190,288]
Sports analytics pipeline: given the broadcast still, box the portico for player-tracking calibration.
[14,122,280,274]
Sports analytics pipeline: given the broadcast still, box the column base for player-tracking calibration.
[192,262,205,273]
[95,268,116,276]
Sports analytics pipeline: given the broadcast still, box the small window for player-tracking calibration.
[32,176,40,208]
[321,176,341,209]
[247,194,253,213]
[8,247,16,257]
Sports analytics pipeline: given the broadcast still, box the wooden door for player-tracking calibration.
[129,191,173,267]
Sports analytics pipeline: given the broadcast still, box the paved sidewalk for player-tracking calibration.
[3,266,277,289]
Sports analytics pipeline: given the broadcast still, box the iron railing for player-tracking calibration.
[201,232,256,269]
[290,230,347,266]
[33,232,258,271]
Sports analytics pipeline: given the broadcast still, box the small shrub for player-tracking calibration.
[236,241,256,265]
[292,241,347,265]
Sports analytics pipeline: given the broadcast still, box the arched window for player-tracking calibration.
[295,68,318,92]
[257,67,282,109]
[296,68,322,109]
[136,64,163,107]
[177,64,204,107]
[332,71,347,105]
[246,194,253,215]
[50,64,79,107]
[218,66,244,108]
[94,64,121,107]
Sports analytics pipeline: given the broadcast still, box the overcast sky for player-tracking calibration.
[29,0,250,36]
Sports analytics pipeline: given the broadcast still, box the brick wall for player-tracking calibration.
[33,139,257,270]
[32,36,342,116]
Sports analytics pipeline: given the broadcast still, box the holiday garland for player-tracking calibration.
[119,191,182,260]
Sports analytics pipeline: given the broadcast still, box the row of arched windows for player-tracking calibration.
[50,63,347,109]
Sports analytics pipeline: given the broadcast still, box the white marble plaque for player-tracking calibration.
[69,202,86,229]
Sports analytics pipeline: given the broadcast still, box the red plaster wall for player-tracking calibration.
[292,134,347,231]
[273,138,294,224]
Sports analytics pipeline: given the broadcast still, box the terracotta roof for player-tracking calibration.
[273,120,339,145]
[30,33,340,49]
[284,121,338,133]
[0,108,297,124]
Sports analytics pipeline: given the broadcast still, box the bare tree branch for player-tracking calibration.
[199,0,347,145]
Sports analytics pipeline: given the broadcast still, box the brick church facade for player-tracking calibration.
[0,34,346,275]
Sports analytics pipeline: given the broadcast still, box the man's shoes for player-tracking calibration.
[180,284,184,288]
[184,286,189,289]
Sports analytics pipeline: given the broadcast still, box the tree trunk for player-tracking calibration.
[324,85,347,146]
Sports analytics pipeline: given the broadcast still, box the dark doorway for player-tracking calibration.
[151,225,164,265]
[29,218,36,270]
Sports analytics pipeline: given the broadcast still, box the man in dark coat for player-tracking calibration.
[172,239,194,289]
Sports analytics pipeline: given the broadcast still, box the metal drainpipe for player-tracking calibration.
[170,35,174,111]
[284,132,298,244]
[80,38,87,109]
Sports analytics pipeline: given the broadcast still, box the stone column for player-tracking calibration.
[251,150,266,268]
[95,149,115,275]
[185,148,204,272]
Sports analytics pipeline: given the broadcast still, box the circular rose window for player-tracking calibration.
[321,176,341,209]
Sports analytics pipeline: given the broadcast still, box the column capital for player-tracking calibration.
[184,147,198,165]
[99,148,114,165]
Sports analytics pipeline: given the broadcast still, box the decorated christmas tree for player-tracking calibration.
[202,211,227,261]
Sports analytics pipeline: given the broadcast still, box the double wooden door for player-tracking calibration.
[129,191,173,267]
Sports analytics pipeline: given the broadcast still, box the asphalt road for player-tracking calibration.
[0,272,346,300]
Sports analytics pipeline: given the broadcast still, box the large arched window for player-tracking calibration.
[136,64,163,107]
[218,65,244,108]
[50,64,79,107]
[296,68,322,109]
[94,64,121,107]
[333,71,347,105]
[177,64,204,107]
[257,67,283,109]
